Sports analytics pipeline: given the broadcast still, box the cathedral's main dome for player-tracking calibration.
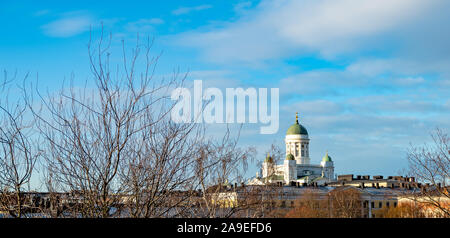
[286,113,308,135]
[286,123,308,135]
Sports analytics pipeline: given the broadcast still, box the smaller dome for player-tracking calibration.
[322,151,332,162]
[264,153,273,163]
[286,153,295,160]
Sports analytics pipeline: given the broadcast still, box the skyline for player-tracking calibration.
[2,0,450,178]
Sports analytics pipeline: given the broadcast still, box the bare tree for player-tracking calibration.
[33,31,188,217]
[406,128,450,217]
[192,126,256,218]
[119,118,203,218]
[261,143,283,182]
[247,143,284,217]
[284,188,328,218]
[0,72,40,217]
[378,202,426,218]
[202,143,287,218]
[328,187,363,218]
[17,27,260,218]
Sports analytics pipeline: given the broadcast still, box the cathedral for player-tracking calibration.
[255,113,335,185]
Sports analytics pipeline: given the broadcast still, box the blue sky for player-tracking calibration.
[2,0,450,180]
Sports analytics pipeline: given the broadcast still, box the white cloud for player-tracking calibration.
[233,1,253,14]
[282,100,342,115]
[273,0,434,54]
[41,14,93,37]
[125,18,164,33]
[172,0,448,64]
[346,95,450,115]
[438,79,450,87]
[163,0,450,176]
[172,5,212,15]
[136,18,164,25]
[346,58,450,76]
[183,70,242,89]
[279,70,366,96]
[394,77,425,86]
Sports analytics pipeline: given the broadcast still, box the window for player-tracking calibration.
[379,202,382,208]
[371,202,374,208]
[394,202,397,208]
[386,202,390,208]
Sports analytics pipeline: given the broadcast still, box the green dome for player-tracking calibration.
[322,152,332,162]
[286,153,295,160]
[264,153,273,163]
[286,113,308,135]
[286,123,308,135]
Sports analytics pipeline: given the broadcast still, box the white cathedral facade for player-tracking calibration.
[255,113,335,186]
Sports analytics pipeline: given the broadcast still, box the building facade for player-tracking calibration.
[259,113,335,185]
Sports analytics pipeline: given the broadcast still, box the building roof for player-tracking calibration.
[286,112,308,135]
[265,174,284,181]
[312,176,327,182]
